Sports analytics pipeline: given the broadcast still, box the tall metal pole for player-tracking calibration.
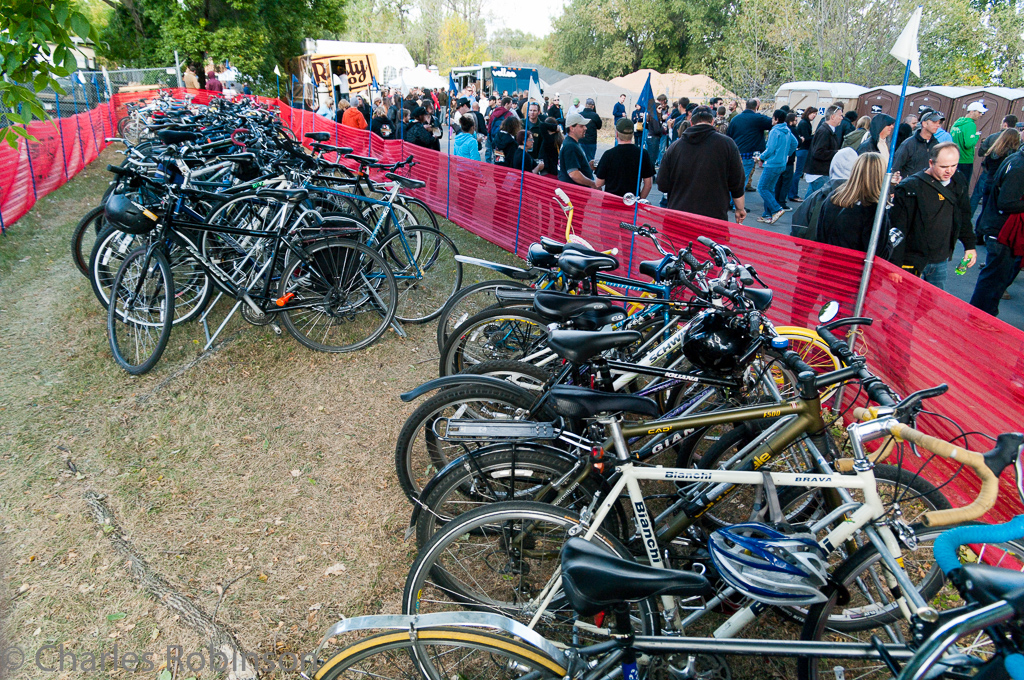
[174,51,183,89]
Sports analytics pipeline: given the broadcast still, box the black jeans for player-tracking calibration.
[970,236,1021,316]
[776,165,794,209]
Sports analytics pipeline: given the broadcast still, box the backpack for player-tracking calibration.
[488,111,511,147]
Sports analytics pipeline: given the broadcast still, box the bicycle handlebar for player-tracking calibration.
[933,515,1024,575]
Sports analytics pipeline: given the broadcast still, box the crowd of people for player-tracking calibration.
[292,76,1022,319]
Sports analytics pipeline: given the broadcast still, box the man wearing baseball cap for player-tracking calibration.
[893,110,941,179]
[595,117,655,198]
[579,98,603,161]
[951,101,988,184]
[559,112,597,187]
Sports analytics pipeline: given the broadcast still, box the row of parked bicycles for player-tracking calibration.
[297,201,1024,679]
[72,94,461,374]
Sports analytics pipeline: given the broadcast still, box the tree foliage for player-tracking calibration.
[0,0,99,146]
[95,0,347,93]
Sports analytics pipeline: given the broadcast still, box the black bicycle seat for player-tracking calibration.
[545,330,639,364]
[216,152,255,163]
[746,288,774,312]
[384,172,425,190]
[156,129,199,144]
[639,256,672,280]
[533,291,616,322]
[527,243,558,269]
[540,236,565,254]
[561,538,712,617]
[310,143,354,155]
[546,385,658,419]
[256,188,309,203]
[304,131,331,142]
[349,154,379,165]
[558,252,618,279]
[950,564,1024,616]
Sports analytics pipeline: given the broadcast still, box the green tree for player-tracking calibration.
[0,0,99,146]
[438,16,488,72]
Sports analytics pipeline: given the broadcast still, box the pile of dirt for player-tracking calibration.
[547,74,638,119]
[610,69,737,104]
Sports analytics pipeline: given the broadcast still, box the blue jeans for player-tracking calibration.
[790,150,808,199]
[581,143,597,162]
[970,173,989,221]
[921,262,948,290]
[805,175,828,199]
[758,165,785,216]
[742,158,756,187]
[485,139,493,164]
[656,135,669,165]
[970,237,1021,315]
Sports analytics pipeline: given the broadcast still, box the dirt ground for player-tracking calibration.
[0,148,526,679]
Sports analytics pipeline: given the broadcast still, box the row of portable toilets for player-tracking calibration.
[774,82,1024,189]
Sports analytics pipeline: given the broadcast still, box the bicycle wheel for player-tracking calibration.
[435,280,533,352]
[402,501,659,647]
[414,445,623,548]
[394,382,543,502]
[377,226,462,323]
[71,205,106,276]
[772,328,843,402]
[439,308,550,376]
[278,238,397,353]
[314,626,566,680]
[107,247,173,375]
[396,195,439,231]
[461,359,550,392]
[797,524,1024,680]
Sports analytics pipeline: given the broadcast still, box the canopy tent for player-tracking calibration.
[389,66,448,93]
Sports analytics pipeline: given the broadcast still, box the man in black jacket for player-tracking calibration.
[579,98,603,161]
[892,110,941,179]
[890,142,977,289]
[802,105,843,198]
[404,106,440,151]
[726,99,772,191]
[969,149,1024,315]
[657,106,746,222]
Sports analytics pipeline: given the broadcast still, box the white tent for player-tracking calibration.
[389,66,448,92]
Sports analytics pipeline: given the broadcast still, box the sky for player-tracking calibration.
[485,0,567,39]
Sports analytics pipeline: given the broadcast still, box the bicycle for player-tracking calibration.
[305,411,1024,680]
[104,167,397,374]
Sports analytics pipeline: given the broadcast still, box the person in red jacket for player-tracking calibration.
[340,100,367,130]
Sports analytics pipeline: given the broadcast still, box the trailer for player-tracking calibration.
[449,64,540,96]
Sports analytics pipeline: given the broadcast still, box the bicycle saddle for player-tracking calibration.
[558,253,619,279]
[535,292,628,330]
[545,329,640,365]
[310,143,354,155]
[546,385,658,419]
[256,188,309,203]
[639,256,673,280]
[949,564,1024,616]
[560,538,712,617]
[542,236,612,259]
[384,172,425,190]
[305,131,331,142]
[746,287,773,312]
[157,130,199,144]
[349,154,379,165]
[216,152,256,163]
[527,243,558,269]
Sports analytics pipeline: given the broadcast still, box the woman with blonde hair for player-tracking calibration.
[817,152,893,257]
[842,115,872,149]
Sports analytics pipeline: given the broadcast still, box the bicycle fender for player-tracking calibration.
[399,374,536,402]
[407,443,583,529]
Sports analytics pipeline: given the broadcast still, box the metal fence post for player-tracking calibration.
[70,72,87,168]
[81,74,100,154]
[53,90,69,181]
[19,104,38,201]
[174,51,183,89]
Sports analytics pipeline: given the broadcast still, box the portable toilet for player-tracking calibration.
[856,86,922,118]
[908,87,975,122]
[774,81,868,127]
[945,88,1019,190]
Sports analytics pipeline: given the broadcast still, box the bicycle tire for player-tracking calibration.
[394,382,543,502]
[402,500,659,647]
[313,625,566,680]
[396,195,439,232]
[71,205,106,276]
[414,445,624,548]
[435,279,533,352]
[278,238,397,353]
[797,523,1024,680]
[461,358,550,392]
[438,307,550,377]
[107,247,173,375]
[376,226,462,324]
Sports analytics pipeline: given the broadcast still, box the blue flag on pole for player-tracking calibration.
[449,73,457,96]
[637,74,654,113]
[371,74,379,91]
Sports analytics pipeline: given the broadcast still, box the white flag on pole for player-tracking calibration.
[528,77,542,104]
[273,65,281,76]
[890,6,922,77]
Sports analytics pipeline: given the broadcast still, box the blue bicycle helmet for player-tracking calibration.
[708,523,829,606]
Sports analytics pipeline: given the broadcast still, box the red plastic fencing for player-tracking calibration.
[0,101,114,231]
[271,98,1024,521]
